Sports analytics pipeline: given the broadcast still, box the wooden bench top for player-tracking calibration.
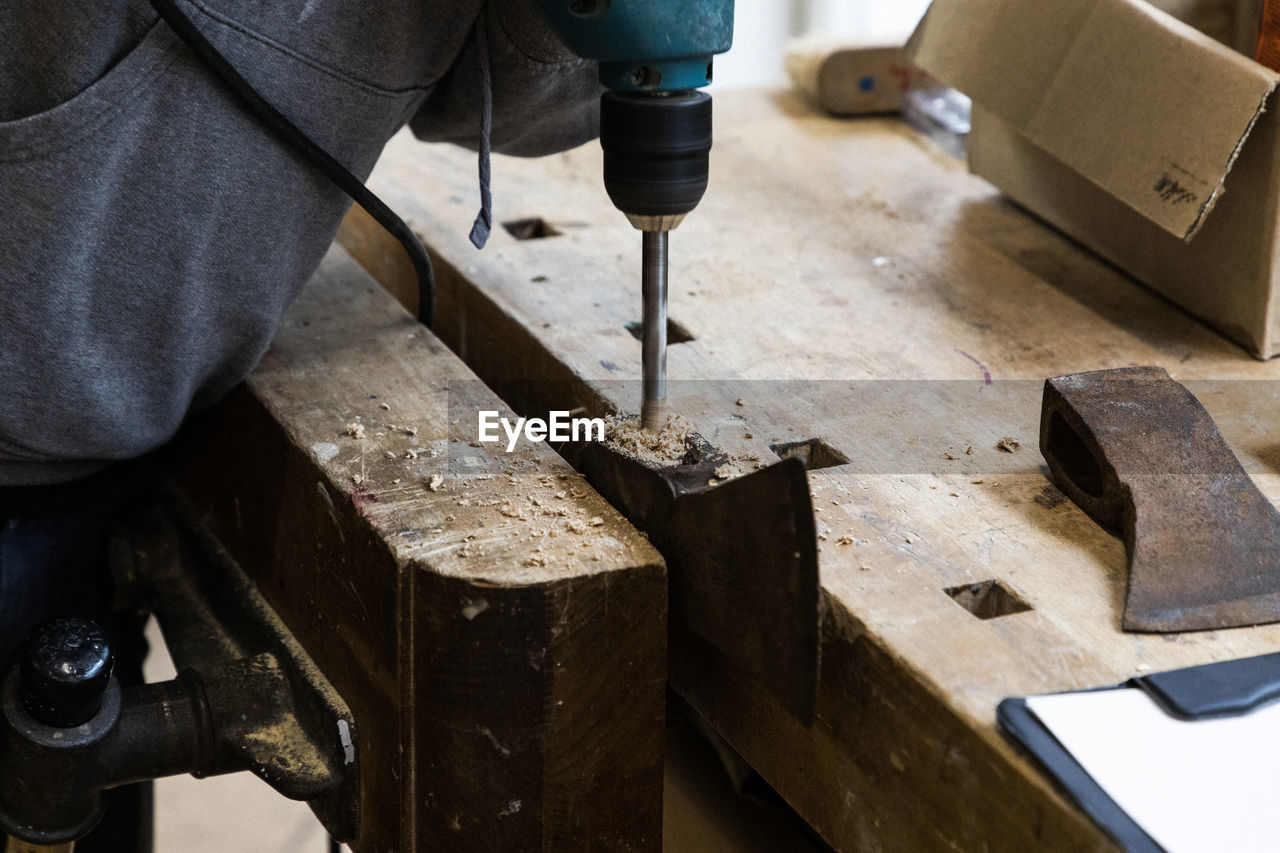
[343,89,1280,851]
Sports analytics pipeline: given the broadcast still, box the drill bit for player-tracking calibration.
[640,229,668,431]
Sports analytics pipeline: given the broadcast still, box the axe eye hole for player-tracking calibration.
[1046,412,1104,499]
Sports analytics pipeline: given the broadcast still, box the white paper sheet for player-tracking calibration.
[1026,689,1280,853]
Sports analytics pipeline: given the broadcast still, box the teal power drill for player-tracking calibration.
[532,1,735,431]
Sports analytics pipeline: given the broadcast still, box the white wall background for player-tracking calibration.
[714,0,932,89]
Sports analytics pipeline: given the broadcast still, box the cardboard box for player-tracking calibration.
[1150,0,1261,51]
[908,0,1280,357]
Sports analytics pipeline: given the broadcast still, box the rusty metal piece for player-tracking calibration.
[1041,366,1280,632]
[134,497,360,835]
[566,439,819,724]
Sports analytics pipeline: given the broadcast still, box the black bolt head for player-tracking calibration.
[20,617,114,728]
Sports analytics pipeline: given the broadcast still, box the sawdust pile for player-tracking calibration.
[602,414,694,467]
[710,453,765,483]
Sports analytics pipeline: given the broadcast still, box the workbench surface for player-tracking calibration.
[344,89,1280,851]
[171,248,666,851]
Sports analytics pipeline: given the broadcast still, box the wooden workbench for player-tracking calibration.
[168,247,666,851]
[344,89,1280,851]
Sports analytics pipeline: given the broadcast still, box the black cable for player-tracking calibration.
[145,0,436,328]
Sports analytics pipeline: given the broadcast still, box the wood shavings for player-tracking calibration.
[384,451,396,459]
[352,473,365,485]
[996,436,1021,453]
[379,402,390,410]
[406,449,420,460]
[345,422,366,439]
[836,535,855,545]
[589,517,604,526]
[428,474,444,492]
[710,452,765,482]
[500,504,525,519]
[602,414,694,467]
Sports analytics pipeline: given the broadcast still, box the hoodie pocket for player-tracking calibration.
[0,22,181,162]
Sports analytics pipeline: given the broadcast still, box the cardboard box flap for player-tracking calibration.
[908,0,1279,240]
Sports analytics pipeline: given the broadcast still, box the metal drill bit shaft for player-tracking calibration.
[640,230,668,431]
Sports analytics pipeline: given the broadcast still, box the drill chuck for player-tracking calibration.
[600,90,712,231]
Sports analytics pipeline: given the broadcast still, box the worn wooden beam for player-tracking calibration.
[169,246,666,851]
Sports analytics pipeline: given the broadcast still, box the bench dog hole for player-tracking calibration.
[503,217,561,240]
[945,580,1033,620]
[624,319,695,344]
[770,438,849,471]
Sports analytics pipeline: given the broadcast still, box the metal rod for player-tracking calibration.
[640,230,669,431]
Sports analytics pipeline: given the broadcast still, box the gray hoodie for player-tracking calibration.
[0,0,600,485]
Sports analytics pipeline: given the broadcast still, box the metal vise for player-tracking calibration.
[0,499,359,849]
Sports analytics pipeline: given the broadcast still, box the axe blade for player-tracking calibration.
[1041,367,1280,632]
[571,442,819,723]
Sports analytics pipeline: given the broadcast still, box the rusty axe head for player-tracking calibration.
[567,438,820,724]
[1041,367,1280,632]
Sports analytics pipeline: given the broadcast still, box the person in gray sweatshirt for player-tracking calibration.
[0,0,599,804]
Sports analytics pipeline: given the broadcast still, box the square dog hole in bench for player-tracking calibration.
[945,580,1032,620]
[770,438,849,471]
